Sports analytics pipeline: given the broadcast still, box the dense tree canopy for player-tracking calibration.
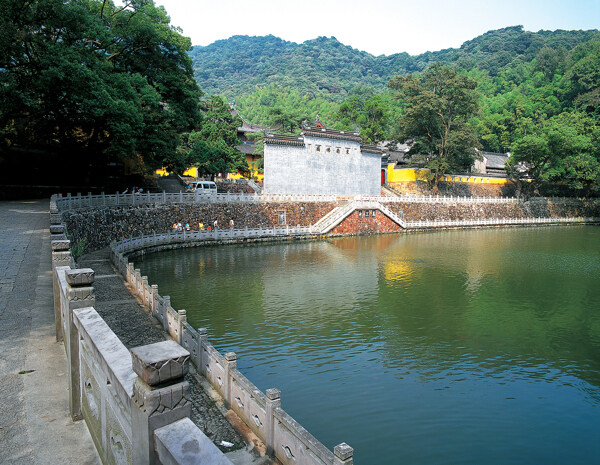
[185,96,247,179]
[388,64,480,185]
[0,0,201,182]
[190,27,597,100]
[2,4,599,194]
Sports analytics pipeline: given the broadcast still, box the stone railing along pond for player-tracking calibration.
[50,192,600,465]
[50,198,355,465]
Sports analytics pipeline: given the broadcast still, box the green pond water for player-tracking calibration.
[136,226,600,465]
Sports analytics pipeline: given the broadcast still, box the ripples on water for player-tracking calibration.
[137,226,600,465]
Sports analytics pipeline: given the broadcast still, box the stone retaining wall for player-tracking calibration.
[331,209,402,235]
[388,180,517,198]
[386,198,600,222]
[63,202,336,251]
[62,198,600,253]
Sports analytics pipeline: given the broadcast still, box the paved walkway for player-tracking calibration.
[0,200,99,465]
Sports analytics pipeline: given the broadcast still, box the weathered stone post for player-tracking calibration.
[162,296,171,332]
[223,352,236,408]
[141,276,149,306]
[51,237,70,342]
[196,328,208,373]
[150,284,158,315]
[177,309,186,344]
[134,269,141,294]
[130,340,191,465]
[65,268,95,420]
[333,443,354,465]
[265,388,281,456]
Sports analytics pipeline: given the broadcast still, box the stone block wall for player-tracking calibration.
[60,197,600,254]
[331,209,403,235]
[388,181,516,198]
[62,202,337,251]
[385,199,600,222]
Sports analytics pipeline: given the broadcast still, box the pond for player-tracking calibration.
[136,226,600,465]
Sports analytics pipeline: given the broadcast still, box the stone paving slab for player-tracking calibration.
[0,200,99,465]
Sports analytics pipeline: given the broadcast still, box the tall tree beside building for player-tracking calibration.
[388,64,480,188]
[0,0,201,182]
[187,96,248,179]
[509,111,600,195]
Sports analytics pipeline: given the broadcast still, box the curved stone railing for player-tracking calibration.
[54,191,338,211]
[53,191,529,212]
[359,194,520,204]
[110,241,354,465]
[111,226,316,255]
[54,191,600,213]
[405,216,599,228]
[49,214,236,465]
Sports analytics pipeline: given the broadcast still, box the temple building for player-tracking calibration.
[263,122,382,196]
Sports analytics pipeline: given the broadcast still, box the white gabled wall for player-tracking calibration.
[264,134,380,196]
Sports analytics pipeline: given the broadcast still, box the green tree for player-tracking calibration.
[388,64,480,188]
[509,112,599,194]
[0,0,201,182]
[566,37,600,114]
[337,88,390,142]
[186,96,247,179]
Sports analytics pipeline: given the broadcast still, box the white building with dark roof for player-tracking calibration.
[473,151,510,177]
[263,123,382,196]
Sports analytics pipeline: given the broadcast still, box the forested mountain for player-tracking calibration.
[190,26,600,194]
[189,26,597,100]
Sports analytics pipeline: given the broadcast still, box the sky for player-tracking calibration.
[155,0,600,56]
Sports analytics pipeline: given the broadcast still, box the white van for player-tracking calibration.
[187,181,217,194]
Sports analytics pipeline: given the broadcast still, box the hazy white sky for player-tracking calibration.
[155,0,599,56]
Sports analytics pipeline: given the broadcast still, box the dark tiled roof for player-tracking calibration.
[235,144,258,155]
[483,152,509,169]
[232,108,280,133]
[264,134,305,147]
[361,144,384,155]
[302,127,362,143]
[385,151,411,163]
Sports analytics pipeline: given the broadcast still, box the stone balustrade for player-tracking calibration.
[49,192,600,465]
[110,244,354,465]
[51,233,236,465]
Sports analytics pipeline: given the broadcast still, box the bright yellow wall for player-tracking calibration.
[229,172,264,181]
[386,166,429,182]
[441,174,509,184]
[385,164,509,184]
[155,167,198,177]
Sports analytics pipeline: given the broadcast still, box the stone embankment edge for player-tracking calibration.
[109,238,352,465]
[51,193,353,465]
[51,193,600,465]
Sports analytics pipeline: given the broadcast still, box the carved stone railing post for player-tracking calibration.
[333,443,354,465]
[65,268,95,420]
[141,276,148,305]
[177,309,186,344]
[51,239,71,341]
[265,388,281,456]
[134,269,141,294]
[162,296,171,332]
[130,340,191,465]
[196,328,208,373]
[150,284,158,314]
[223,352,236,408]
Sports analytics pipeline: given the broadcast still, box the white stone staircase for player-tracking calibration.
[311,199,406,234]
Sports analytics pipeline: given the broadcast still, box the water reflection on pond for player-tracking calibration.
[137,226,600,465]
